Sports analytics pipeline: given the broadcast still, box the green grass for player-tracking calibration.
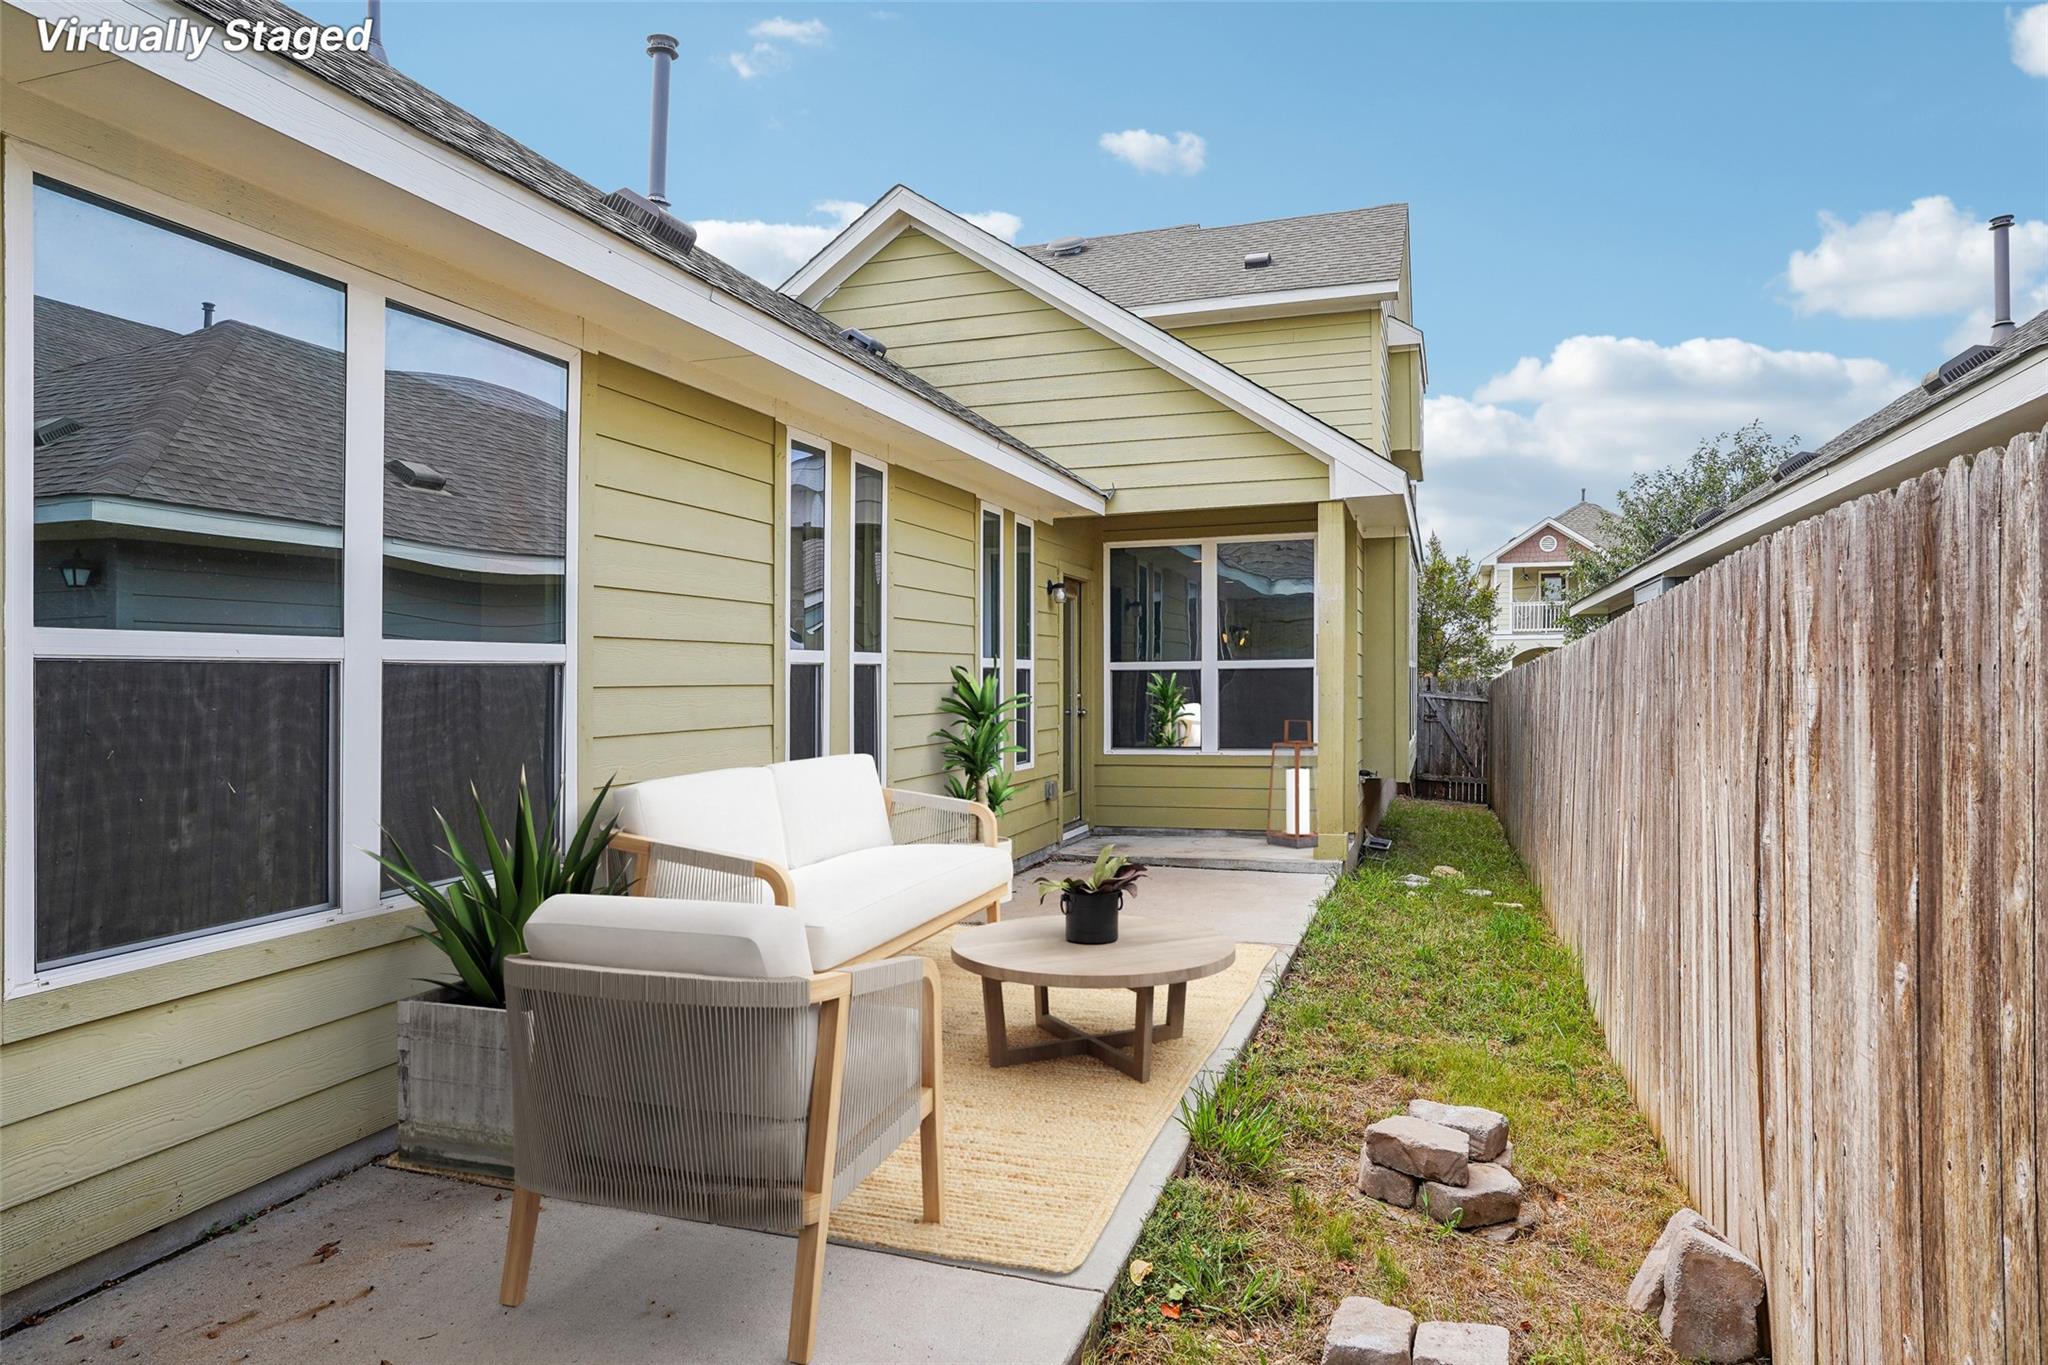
[1088,800,1684,1364]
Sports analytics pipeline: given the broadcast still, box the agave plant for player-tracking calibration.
[1034,843,1150,900]
[372,771,625,1009]
[932,665,1024,814]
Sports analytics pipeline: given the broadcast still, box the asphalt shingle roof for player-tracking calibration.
[1022,204,1408,309]
[1552,500,1616,549]
[172,0,1098,498]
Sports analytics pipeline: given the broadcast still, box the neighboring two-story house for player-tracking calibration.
[0,0,1427,1312]
[1478,499,1611,665]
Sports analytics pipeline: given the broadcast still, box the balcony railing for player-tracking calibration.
[1508,601,1564,633]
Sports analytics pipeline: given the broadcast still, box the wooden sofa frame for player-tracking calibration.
[499,954,945,1364]
[608,787,1003,966]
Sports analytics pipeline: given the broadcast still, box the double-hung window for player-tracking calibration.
[851,457,886,772]
[1013,519,1035,767]
[786,435,828,760]
[1105,537,1315,754]
[979,505,1002,688]
[7,166,574,992]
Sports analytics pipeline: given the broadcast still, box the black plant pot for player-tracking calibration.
[1062,889,1123,944]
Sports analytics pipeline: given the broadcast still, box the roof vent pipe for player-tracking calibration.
[366,0,386,62]
[201,301,215,328]
[1990,214,2015,345]
[645,34,679,209]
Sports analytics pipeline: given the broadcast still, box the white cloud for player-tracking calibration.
[1417,334,1908,557]
[2012,4,2048,75]
[749,16,829,45]
[727,42,787,79]
[1785,196,2048,320]
[962,210,1023,243]
[1098,128,1206,176]
[692,200,1022,283]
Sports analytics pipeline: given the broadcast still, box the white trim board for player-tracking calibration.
[5,0,1104,519]
[1573,349,2048,615]
[1128,280,1401,327]
[783,186,1413,503]
[1479,516,1600,569]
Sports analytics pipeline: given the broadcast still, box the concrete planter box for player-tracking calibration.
[396,993,512,1178]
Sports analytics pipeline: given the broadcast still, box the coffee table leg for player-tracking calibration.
[1161,982,1187,1040]
[1130,986,1155,1082]
[1033,985,1051,1024]
[982,975,1012,1067]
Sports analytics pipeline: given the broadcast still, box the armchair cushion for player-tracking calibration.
[614,768,789,868]
[790,843,1012,968]
[525,894,815,978]
[769,755,895,869]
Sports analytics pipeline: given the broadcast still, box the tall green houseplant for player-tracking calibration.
[1146,671,1191,748]
[932,665,1024,814]
[374,772,624,1008]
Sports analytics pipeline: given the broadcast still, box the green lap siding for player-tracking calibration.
[1166,310,1384,452]
[886,468,977,791]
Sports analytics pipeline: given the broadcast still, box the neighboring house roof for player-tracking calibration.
[1575,307,2048,613]
[1480,500,1612,569]
[1019,204,1408,312]
[170,0,1101,503]
[34,297,565,559]
[784,186,1413,502]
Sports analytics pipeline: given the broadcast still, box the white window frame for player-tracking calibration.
[849,453,888,775]
[1100,533,1317,757]
[2,145,579,997]
[1013,516,1035,770]
[977,501,1003,689]
[784,429,830,761]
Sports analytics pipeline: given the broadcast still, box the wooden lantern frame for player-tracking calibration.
[1266,719,1316,848]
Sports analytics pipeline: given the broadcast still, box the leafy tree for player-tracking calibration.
[1563,421,1797,640]
[1417,535,1509,679]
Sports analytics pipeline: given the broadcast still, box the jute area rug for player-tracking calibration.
[830,926,1276,1274]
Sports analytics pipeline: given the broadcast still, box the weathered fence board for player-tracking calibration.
[1489,428,2046,1365]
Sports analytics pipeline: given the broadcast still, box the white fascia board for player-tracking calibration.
[39,0,1102,518]
[1386,314,1427,390]
[1479,517,1598,568]
[1128,281,1400,327]
[1573,349,2048,615]
[787,186,1412,501]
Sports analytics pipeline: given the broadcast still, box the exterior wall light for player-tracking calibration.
[57,553,99,589]
[1046,580,1069,604]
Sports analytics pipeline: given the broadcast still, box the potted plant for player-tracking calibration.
[373,772,622,1176]
[1034,844,1149,944]
[1146,671,1195,748]
[933,666,1024,864]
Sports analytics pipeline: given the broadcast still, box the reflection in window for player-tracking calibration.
[1110,669,1201,750]
[788,442,827,759]
[383,305,567,642]
[31,178,347,634]
[1109,545,1201,662]
[1014,521,1034,766]
[1216,539,1315,749]
[34,660,334,968]
[980,508,1002,684]
[852,462,885,771]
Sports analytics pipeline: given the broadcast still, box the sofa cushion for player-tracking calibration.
[615,767,789,869]
[789,843,1011,968]
[769,755,895,869]
[525,894,814,978]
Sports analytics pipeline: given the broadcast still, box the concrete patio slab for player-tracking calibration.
[6,866,1327,1365]
[1050,829,1339,875]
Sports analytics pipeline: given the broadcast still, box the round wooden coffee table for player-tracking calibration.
[951,915,1235,1082]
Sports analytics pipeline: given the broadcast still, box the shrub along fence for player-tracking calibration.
[1488,428,2043,1365]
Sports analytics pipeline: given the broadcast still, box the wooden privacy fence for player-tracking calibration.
[1488,429,2044,1365]
[1414,676,1488,803]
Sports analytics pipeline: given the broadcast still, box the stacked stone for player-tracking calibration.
[1354,1101,1522,1231]
[1625,1209,1766,1362]
[1322,1297,1509,1365]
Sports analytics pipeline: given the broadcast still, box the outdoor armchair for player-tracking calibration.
[497,893,944,1364]
[607,755,1011,969]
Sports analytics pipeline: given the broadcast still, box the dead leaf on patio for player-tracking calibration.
[107,1338,126,1350]
[1128,1258,1153,1286]
[311,1241,342,1263]
[1158,1303,1181,1319]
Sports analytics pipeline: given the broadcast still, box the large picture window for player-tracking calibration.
[8,165,575,992]
[851,458,886,772]
[1105,537,1314,754]
[786,436,828,760]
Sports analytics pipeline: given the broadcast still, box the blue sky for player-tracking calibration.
[305,1,2048,557]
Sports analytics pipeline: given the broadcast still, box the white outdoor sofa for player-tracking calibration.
[498,896,943,1363]
[605,754,1012,970]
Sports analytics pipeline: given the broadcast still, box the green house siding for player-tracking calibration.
[1166,310,1383,452]
[579,357,779,787]
[822,231,1330,514]
[885,467,978,792]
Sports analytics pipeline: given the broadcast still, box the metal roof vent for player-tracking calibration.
[1649,532,1678,553]
[1244,251,1272,269]
[1920,343,1999,394]
[33,417,80,448]
[1691,503,1724,529]
[603,187,697,255]
[1773,448,1819,482]
[385,456,448,492]
[1046,236,1090,257]
[840,327,887,358]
